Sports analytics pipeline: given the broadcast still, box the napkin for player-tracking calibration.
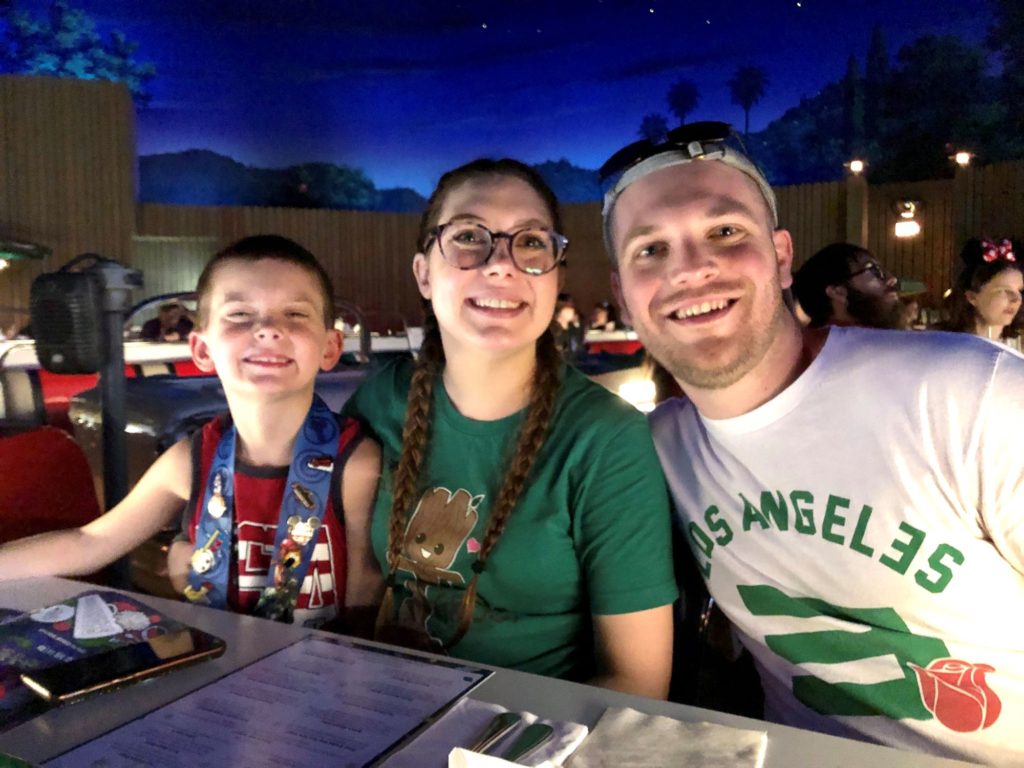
[565,706,767,768]
[383,698,589,767]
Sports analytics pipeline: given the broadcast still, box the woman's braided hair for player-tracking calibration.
[375,159,565,648]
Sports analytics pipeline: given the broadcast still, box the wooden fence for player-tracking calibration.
[4,75,1024,332]
[0,76,135,331]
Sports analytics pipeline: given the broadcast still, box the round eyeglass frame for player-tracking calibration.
[427,223,569,276]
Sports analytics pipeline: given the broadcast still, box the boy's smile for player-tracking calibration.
[189,258,341,400]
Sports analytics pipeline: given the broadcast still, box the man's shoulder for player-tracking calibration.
[827,325,1011,373]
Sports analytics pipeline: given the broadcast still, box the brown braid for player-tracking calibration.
[374,309,445,640]
[375,158,566,650]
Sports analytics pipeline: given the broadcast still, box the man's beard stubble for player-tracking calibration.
[640,278,793,393]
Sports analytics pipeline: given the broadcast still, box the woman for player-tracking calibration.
[936,238,1023,351]
[344,159,677,698]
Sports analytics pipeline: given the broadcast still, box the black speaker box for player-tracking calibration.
[30,271,104,374]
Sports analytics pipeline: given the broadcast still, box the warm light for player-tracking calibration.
[0,259,8,271]
[894,220,921,238]
[847,159,865,175]
[617,379,657,413]
[954,151,972,167]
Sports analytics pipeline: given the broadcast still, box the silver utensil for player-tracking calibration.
[467,711,522,754]
[500,722,554,764]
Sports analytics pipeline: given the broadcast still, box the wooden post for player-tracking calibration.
[845,173,869,247]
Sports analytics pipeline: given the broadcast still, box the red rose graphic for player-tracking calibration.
[909,658,1001,732]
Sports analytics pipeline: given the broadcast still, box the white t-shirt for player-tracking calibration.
[650,326,1024,766]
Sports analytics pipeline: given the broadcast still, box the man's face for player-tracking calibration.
[842,255,902,329]
[609,161,794,391]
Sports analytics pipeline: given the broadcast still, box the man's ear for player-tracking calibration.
[320,328,343,371]
[772,229,795,290]
[412,252,431,300]
[610,271,632,326]
[825,284,849,307]
[189,331,217,373]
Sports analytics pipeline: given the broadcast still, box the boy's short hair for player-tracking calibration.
[195,234,335,328]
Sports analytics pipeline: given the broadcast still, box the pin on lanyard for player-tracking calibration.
[185,396,339,621]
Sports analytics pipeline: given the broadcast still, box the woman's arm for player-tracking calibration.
[591,605,674,699]
[341,436,384,608]
[0,439,192,580]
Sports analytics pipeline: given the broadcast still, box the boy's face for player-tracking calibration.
[189,258,341,400]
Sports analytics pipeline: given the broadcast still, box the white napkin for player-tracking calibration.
[383,698,589,767]
[565,706,767,768]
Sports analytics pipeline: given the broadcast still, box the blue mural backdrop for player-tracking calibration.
[2,0,1017,210]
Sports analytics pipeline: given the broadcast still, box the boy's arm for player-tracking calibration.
[341,436,384,609]
[0,438,192,580]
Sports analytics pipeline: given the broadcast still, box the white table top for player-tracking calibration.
[0,578,979,767]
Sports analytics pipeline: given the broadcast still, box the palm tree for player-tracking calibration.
[727,65,768,137]
[638,113,669,143]
[666,78,700,127]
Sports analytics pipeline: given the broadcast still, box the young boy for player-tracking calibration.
[0,235,382,628]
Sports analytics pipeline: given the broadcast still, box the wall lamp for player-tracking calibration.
[0,239,50,272]
[845,158,866,175]
[894,200,922,238]
[951,150,973,167]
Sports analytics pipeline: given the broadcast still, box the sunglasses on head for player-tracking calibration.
[598,121,740,195]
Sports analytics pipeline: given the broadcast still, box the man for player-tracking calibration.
[600,122,1023,765]
[792,242,903,329]
[140,301,194,342]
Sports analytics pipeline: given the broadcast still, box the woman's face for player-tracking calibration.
[413,175,559,360]
[967,267,1024,331]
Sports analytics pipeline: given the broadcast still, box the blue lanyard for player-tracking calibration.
[184,395,339,622]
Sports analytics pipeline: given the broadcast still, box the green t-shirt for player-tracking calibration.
[344,358,678,681]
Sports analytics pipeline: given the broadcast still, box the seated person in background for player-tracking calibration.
[932,238,1022,352]
[553,294,584,361]
[589,300,619,331]
[792,242,902,329]
[602,121,1024,764]
[0,235,382,629]
[344,159,677,699]
[140,301,195,341]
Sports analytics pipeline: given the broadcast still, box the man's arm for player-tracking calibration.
[0,438,192,580]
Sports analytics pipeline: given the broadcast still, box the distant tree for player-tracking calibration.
[989,0,1024,139]
[841,55,865,158]
[638,113,669,143]
[666,78,700,126]
[288,163,377,210]
[533,159,600,203]
[864,24,889,143]
[1,0,155,105]
[727,64,768,137]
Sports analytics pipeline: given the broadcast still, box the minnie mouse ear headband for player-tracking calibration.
[980,238,1016,263]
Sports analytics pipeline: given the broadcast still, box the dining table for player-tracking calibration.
[0,577,981,767]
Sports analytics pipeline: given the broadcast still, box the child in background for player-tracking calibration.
[0,235,381,628]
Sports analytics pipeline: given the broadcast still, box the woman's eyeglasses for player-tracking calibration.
[427,223,568,276]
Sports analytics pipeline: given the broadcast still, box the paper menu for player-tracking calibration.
[46,635,492,768]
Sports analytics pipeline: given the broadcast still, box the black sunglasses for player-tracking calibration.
[598,121,739,194]
[847,262,887,281]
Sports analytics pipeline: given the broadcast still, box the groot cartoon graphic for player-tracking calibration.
[395,487,482,634]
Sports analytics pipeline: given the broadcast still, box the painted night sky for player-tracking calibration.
[7,0,995,197]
